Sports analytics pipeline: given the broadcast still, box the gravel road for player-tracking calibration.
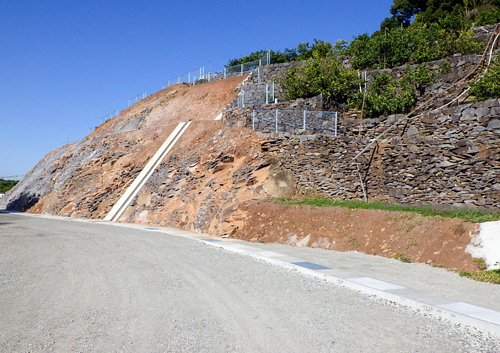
[1,213,499,352]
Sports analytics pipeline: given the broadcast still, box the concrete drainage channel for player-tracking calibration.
[104,121,191,222]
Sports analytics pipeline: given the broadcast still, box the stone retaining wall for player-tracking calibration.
[261,99,500,210]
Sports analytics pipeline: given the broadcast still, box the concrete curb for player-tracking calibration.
[3,211,500,337]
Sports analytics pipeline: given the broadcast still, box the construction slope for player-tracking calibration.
[0,77,257,220]
[1,72,494,272]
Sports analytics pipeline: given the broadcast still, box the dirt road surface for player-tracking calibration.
[1,213,499,352]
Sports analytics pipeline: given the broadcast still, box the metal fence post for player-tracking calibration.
[240,64,243,76]
[303,110,306,130]
[272,82,275,102]
[265,83,269,104]
[252,110,256,130]
[258,67,261,83]
[334,112,338,137]
[188,72,191,83]
[242,90,245,108]
[267,50,271,65]
[224,68,226,79]
[275,110,278,133]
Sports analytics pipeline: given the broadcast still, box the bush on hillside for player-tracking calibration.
[347,23,482,70]
[0,179,18,193]
[226,39,348,67]
[281,57,360,102]
[348,72,416,119]
[470,58,500,101]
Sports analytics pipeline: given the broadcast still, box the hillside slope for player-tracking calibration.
[2,60,497,272]
[0,77,252,219]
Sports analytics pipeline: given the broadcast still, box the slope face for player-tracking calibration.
[0,77,247,217]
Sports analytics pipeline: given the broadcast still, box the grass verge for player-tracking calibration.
[279,199,500,223]
[460,269,500,284]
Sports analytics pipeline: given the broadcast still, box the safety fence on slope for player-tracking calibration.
[162,52,271,89]
[69,52,272,145]
[251,109,339,136]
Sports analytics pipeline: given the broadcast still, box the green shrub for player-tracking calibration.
[347,71,416,119]
[282,57,360,102]
[347,23,482,70]
[470,59,500,101]
[473,4,500,26]
[0,179,18,193]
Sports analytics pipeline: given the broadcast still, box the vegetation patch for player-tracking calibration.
[470,58,500,101]
[460,269,500,284]
[279,199,500,223]
[394,252,412,263]
[0,179,18,193]
[281,57,360,102]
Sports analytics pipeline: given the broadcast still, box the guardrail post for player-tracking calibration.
[275,110,278,133]
[335,112,338,137]
[303,110,306,130]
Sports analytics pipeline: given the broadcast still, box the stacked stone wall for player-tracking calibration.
[260,99,500,210]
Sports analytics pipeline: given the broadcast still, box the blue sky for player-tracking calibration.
[0,0,394,179]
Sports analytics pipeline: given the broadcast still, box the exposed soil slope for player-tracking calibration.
[231,201,479,271]
[0,77,247,218]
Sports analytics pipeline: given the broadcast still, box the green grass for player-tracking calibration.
[460,269,500,285]
[394,252,412,263]
[279,199,500,223]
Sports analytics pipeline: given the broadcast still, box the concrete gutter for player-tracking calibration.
[104,121,191,222]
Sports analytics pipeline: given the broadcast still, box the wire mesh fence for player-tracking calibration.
[128,92,147,107]
[163,51,271,89]
[252,110,338,136]
[101,109,121,125]
[163,67,209,88]
[237,82,275,108]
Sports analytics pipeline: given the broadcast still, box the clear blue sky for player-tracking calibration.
[0,0,394,179]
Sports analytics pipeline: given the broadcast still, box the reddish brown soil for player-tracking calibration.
[231,201,479,272]
[27,77,248,219]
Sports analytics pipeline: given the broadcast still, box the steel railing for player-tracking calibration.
[252,109,338,136]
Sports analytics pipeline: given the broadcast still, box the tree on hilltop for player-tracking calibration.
[381,0,500,30]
